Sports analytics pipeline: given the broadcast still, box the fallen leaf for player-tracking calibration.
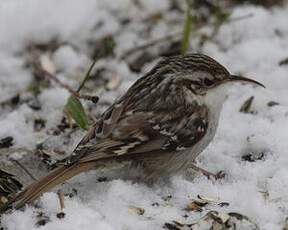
[208,211,230,224]
[164,211,259,230]
[197,194,220,204]
[185,201,203,212]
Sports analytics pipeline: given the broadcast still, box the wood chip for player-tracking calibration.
[197,194,220,204]
[185,201,203,212]
[40,53,56,74]
[128,206,145,215]
[106,73,121,90]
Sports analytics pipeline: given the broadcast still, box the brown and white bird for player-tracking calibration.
[1,53,264,212]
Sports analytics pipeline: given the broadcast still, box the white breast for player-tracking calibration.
[187,84,228,160]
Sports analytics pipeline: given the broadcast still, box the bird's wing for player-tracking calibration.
[67,80,209,164]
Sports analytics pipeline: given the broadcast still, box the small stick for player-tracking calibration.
[39,68,80,98]
[37,66,99,104]
[120,13,254,59]
[57,190,65,211]
[39,69,99,104]
[120,31,182,59]
[56,190,66,219]
[28,48,79,98]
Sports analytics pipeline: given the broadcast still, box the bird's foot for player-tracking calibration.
[200,169,225,180]
[189,164,226,180]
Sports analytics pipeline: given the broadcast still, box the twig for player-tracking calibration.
[56,190,66,219]
[13,159,37,181]
[120,13,254,59]
[120,31,182,59]
[77,59,97,93]
[57,190,65,211]
[38,68,99,104]
[39,68,80,98]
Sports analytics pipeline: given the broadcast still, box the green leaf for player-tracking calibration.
[64,59,98,130]
[66,96,89,130]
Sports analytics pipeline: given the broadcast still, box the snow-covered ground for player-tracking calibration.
[1,0,288,229]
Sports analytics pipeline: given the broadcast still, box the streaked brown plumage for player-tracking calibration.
[0,53,264,213]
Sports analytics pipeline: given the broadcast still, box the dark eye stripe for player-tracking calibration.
[203,78,214,87]
[190,80,201,86]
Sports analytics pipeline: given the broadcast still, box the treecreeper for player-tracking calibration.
[0,53,264,213]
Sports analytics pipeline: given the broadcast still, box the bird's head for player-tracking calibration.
[155,54,265,96]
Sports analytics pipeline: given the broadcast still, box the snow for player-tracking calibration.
[1,1,288,230]
[38,88,69,128]
[52,45,89,75]
[0,105,36,148]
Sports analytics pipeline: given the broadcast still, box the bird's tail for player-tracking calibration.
[0,161,96,213]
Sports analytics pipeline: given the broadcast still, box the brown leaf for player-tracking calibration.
[185,201,203,212]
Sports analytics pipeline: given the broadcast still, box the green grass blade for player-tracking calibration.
[181,0,193,54]
[65,59,97,130]
[66,95,89,130]
[77,59,97,93]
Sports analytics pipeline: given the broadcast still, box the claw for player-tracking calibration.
[188,164,226,180]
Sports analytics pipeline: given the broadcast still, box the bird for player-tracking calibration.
[0,53,264,212]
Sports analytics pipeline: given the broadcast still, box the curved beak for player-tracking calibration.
[229,75,265,88]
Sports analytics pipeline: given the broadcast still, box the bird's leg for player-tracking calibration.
[188,164,225,180]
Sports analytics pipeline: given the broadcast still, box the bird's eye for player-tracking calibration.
[203,78,214,87]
